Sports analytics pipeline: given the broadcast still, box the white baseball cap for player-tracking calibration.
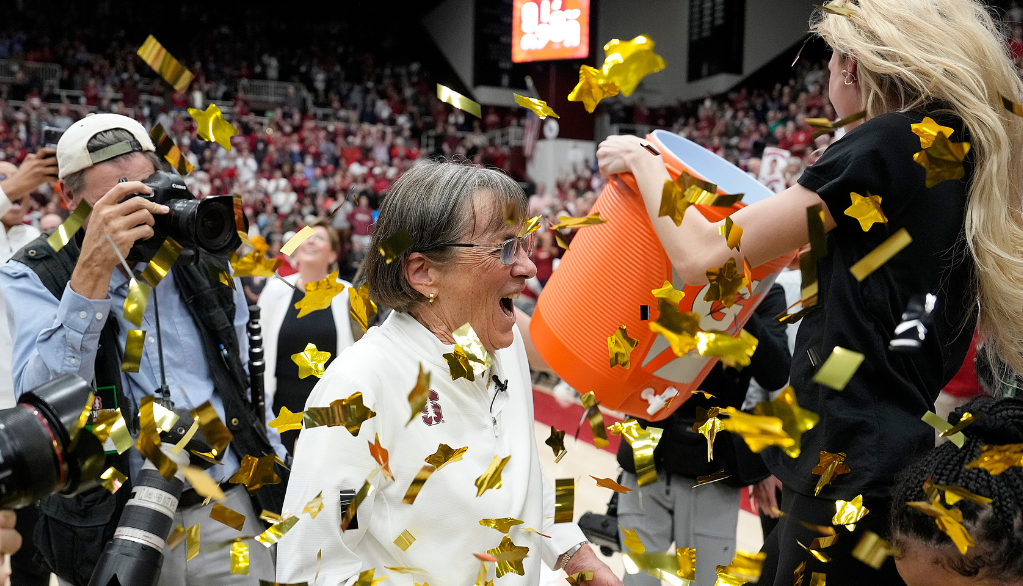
[56,113,155,179]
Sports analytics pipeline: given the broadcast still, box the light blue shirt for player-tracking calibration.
[0,258,287,483]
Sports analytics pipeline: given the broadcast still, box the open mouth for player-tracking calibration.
[499,292,519,317]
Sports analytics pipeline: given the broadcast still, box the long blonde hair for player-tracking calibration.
[815,0,1023,387]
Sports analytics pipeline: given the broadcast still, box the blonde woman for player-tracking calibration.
[597,1,1023,584]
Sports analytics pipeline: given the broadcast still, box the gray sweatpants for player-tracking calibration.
[60,485,275,586]
[617,470,740,586]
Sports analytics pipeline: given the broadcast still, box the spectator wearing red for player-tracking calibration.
[347,195,375,250]
[1008,24,1023,63]
[934,331,984,440]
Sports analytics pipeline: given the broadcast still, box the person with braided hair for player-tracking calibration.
[892,396,1023,585]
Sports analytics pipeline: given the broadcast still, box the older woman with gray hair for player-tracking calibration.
[278,160,619,586]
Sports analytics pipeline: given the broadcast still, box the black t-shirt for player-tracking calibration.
[763,111,977,500]
[275,287,338,381]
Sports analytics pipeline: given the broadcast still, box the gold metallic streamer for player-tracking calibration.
[255,515,299,547]
[922,411,966,448]
[566,571,595,585]
[545,426,567,462]
[150,124,193,176]
[437,84,482,118]
[942,412,979,438]
[933,483,992,506]
[281,226,316,256]
[965,443,1023,474]
[379,228,414,264]
[228,454,281,493]
[715,551,766,586]
[806,110,866,140]
[136,396,178,481]
[719,407,794,454]
[139,238,183,288]
[677,547,696,581]
[694,469,730,487]
[812,347,865,391]
[181,465,226,503]
[554,478,574,523]
[303,491,325,518]
[1000,93,1023,118]
[849,228,912,282]
[230,541,250,575]
[394,529,416,552]
[753,386,819,458]
[171,419,199,455]
[191,401,234,458]
[580,392,610,448]
[608,324,639,369]
[812,452,852,496]
[622,552,688,586]
[100,466,127,494]
[210,503,247,532]
[621,526,645,553]
[453,323,493,367]
[402,464,436,505]
[349,283,378,333]
[186,524,201,561]
[47,201,92,253]
[591,475,633,494]
[851,531,897,569]
[801,203,827,303]
[137,35,195,92]
[341,481,373,531]
[122,278,151,328]
[549,213,606,231]
[90,409,133,454]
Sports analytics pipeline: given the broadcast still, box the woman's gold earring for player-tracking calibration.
[429,293,436,304]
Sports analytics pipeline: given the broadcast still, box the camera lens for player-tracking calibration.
[0,374,106,509]
[191,196,238,255]
[195,203,228,249]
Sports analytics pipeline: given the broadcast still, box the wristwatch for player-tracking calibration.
[556,542,589,571]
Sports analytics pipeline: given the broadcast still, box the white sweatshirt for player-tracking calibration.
[277,311,586,586]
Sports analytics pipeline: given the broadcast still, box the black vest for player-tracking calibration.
[14,232,287,585]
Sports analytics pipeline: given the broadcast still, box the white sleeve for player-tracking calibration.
[539,474,588,568]
[276,371,385,586]
[0,184,13,218]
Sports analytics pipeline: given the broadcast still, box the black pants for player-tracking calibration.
[273,375,317,455]
[754,487,905,586]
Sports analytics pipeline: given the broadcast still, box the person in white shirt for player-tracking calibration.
[278,160,620,586]
[0,154,55,407]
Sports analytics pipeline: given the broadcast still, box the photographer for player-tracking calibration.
[0,114,286,586]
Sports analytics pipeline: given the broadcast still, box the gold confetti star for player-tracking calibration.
[844,192,888,232]
[453,323,493,367]
[754,386,819,458]
[294,270,345,318]
[965,443,1023,475]
[230,251,283,278]
[591,476,633,494]
[545,426,567,462]
[834,494,869,530]
[913,131,971,188]
[705,258,749,309]
[812,451,852,496]
[407,364,431,425]
[659,179,694,227]
[518,215,542,238]
[268,406,304,433]
[349,283,378,333]
[567,65,620,113]
[549,213,606,231]
[621,526,646,553]
[911,116,955,149]
[425,443,468,471]
[291,343,331,379]
[600,35,667,96]
[487,536,529,577]
[715,551,766,586]
[906,496,976,554]
[475,455,511,497]
[649,299,702,357]
[188,103,238,151]
[513,94,559,120]
[696,329,759,369]
[443,345,475,382]
[228,454,281,493]
[608,324,640,369]
[369,433,394,482]
[719,408,795,454]
[303,392,377,435]
[651,281,686,307]
[479,518,524,533]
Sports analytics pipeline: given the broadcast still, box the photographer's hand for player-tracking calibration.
[69,181,169,300]
[0,148,58,204]
[0,510,21,555]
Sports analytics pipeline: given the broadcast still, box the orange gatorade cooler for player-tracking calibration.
[531,130,796,421]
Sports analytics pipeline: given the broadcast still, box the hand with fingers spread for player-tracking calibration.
[0,510,21,555]
[1,148,58,203]
[68,180,169,299]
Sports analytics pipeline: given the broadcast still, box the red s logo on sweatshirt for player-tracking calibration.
[421,390,445,426]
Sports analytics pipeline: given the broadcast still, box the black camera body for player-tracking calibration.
[125,171,242,263]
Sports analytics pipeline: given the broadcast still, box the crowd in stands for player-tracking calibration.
[0,2,1021,298]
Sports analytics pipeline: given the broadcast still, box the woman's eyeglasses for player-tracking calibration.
[430,232,536,265]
